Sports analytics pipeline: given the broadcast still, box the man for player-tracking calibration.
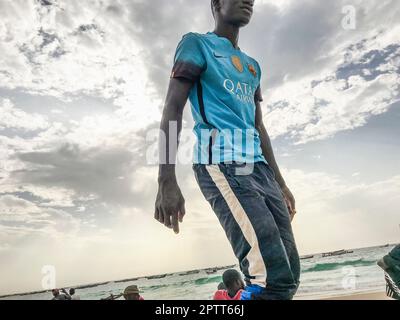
[69,288,80,300]
[155,0,300,300]
[214,269,245,300]
[123,285,144,300]
[378,245,400,300]
[51,289,70,300]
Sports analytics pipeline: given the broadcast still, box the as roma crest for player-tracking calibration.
[248,64,257,77]
[231,55,243,73]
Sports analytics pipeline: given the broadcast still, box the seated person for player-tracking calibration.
[213,269,244,300]
[123,285,144,300]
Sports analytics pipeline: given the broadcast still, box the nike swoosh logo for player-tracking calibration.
[213,51,226,58]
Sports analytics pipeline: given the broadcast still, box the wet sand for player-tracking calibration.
[298,291,392,300]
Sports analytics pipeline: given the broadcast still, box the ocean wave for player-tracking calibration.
[142,275,223,292]
[194,276,222,286]
[303,259,376,273]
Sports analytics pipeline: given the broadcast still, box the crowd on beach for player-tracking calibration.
[51,288,80,300]
[51,269,246,301]
[51,245,400,300]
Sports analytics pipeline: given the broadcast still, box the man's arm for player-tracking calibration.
[255,100,297,220]
[155,77,194,234]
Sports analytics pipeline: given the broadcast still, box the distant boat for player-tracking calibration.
[77,281,108,289]
[216,265,235,271]
[179,270,200,276]
[206,269,218,275]
[115,277,140,283]
[146,274,167,280]
[322,249,353,257]
[300,254,314,260]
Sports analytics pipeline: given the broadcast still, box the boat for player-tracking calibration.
[179,270,200,276]
[216,265,235,271]
[322,249,353,257]
[146,274,167,280]
[322,249,345,257]
[300,254,314,260]
[206,269,218,275]
[77,281,109,289]
[115,277,140,283]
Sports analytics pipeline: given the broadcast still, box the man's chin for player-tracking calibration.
[228,16,252,28]
[236,18,252,28]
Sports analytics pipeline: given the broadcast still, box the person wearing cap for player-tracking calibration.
[123,285,144,300]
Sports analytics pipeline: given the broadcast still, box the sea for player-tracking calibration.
[0,244,396,300]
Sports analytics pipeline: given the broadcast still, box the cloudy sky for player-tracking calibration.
[0,0,399,295]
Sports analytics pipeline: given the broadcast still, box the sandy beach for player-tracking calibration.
[323,291,392,300]
[297,291,392,300]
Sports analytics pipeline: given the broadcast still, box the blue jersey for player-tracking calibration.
[171,32,267,164]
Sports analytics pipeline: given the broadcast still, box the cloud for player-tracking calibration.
[0,98,49,132]
[0,194,41,215]
[264,31,400,144]
[0,0,160,128]
[284,168,400,252]
[1,0,399,143]
[13,144,138,206]
[0,194,80,241]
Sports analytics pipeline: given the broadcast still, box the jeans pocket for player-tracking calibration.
[224,164,254,189]
[264,163,276,180]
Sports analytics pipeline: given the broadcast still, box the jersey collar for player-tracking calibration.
[207,31,241,51]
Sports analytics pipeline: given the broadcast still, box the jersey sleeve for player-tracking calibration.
[171,33,207,82]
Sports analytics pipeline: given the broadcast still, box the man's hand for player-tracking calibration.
[281,185,296,221]
[155,179,186,234]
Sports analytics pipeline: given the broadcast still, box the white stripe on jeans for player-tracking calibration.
[205,165,267,287]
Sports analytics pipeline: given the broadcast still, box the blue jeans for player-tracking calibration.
[193,162,300,300]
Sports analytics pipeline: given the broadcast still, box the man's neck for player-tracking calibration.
[227,289,238,298]
[213,23,240,49]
